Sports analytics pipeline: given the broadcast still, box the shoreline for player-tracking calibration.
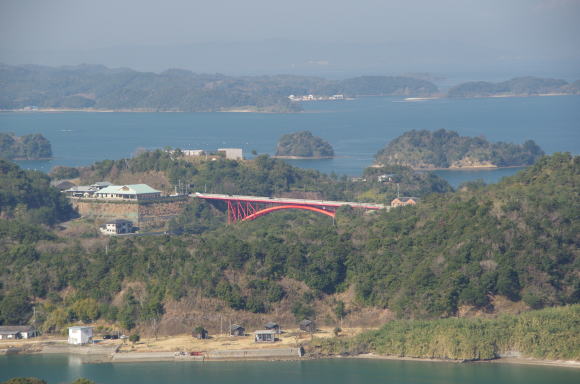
[350,353,580,369]
[2,343,578,368]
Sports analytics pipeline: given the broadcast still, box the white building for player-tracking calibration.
[218,148,243,160]
[93,184,162,200]
[100,219,134,235]
[182,149,206,157]
[0,326,38,340]
[68,326,93,345]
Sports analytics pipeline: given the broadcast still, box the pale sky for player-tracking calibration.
[1,0,579,78]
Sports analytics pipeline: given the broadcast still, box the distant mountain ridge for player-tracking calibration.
[448,76,580,98]
[0,64,438,113]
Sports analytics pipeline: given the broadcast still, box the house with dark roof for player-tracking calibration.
[264,322,281,334]
[0,325,38,340]
[299,319,316,333]
[230,324,245,336]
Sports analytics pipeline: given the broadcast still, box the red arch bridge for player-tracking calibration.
[194,192,389,223]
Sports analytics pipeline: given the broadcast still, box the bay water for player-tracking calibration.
[1,354,579,384]
[1,95,579,188]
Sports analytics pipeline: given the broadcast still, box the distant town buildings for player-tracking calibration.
[288,94,345,101]
[0,326,37,340]
[68,326,93,345]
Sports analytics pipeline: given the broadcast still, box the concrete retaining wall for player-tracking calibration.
[207,347,303,360]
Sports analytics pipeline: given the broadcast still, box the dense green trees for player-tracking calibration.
[0,160,75,225]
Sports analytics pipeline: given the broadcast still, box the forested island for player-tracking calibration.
[375,129,545,169]
[0,133,52,160]
[275,131,334,158]
[0,64,438,113]
[448,76,580,98]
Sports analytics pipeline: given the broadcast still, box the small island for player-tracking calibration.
[275,131,334,158]
[0,132,52,160]
[375,129,544,169]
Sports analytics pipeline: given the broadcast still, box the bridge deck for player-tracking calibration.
[193,192,388,211]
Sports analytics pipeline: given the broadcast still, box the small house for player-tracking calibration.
[100,219,134,235]
[391,197,419,208]
[68,326,93,345]
[264,322,281,334]
[0,326,37,340]
[299,319,316,333]
[254,330,276,343]
[230,324,245,336]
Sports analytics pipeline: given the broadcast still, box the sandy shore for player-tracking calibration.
[351,353,580,369]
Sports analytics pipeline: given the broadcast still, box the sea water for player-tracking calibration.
[1,354,579,384]
[1,95,579,188]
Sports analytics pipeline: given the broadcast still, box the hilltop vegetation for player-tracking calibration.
[0,64,438,113]
[0,154,577,347]
[375,129,544,169]
[0,133,52,160]
[275,131,334,158]
[448,76,580,98]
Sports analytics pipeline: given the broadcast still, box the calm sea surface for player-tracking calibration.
[1,355,579,384]
[1,95,579,187]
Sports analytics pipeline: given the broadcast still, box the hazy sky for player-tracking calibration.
[1,0,579,78]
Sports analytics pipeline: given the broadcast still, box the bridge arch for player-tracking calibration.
[242,205,335,222]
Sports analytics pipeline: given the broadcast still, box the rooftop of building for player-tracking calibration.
[0,325,36,334]
[96,184,161,195]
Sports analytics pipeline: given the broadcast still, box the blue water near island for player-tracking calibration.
[1,95,579,188]
[1,354,579,384]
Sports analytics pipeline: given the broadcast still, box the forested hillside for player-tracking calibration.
[375,129,544,169]
[0,154,577,338]
[0,64,438,112]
